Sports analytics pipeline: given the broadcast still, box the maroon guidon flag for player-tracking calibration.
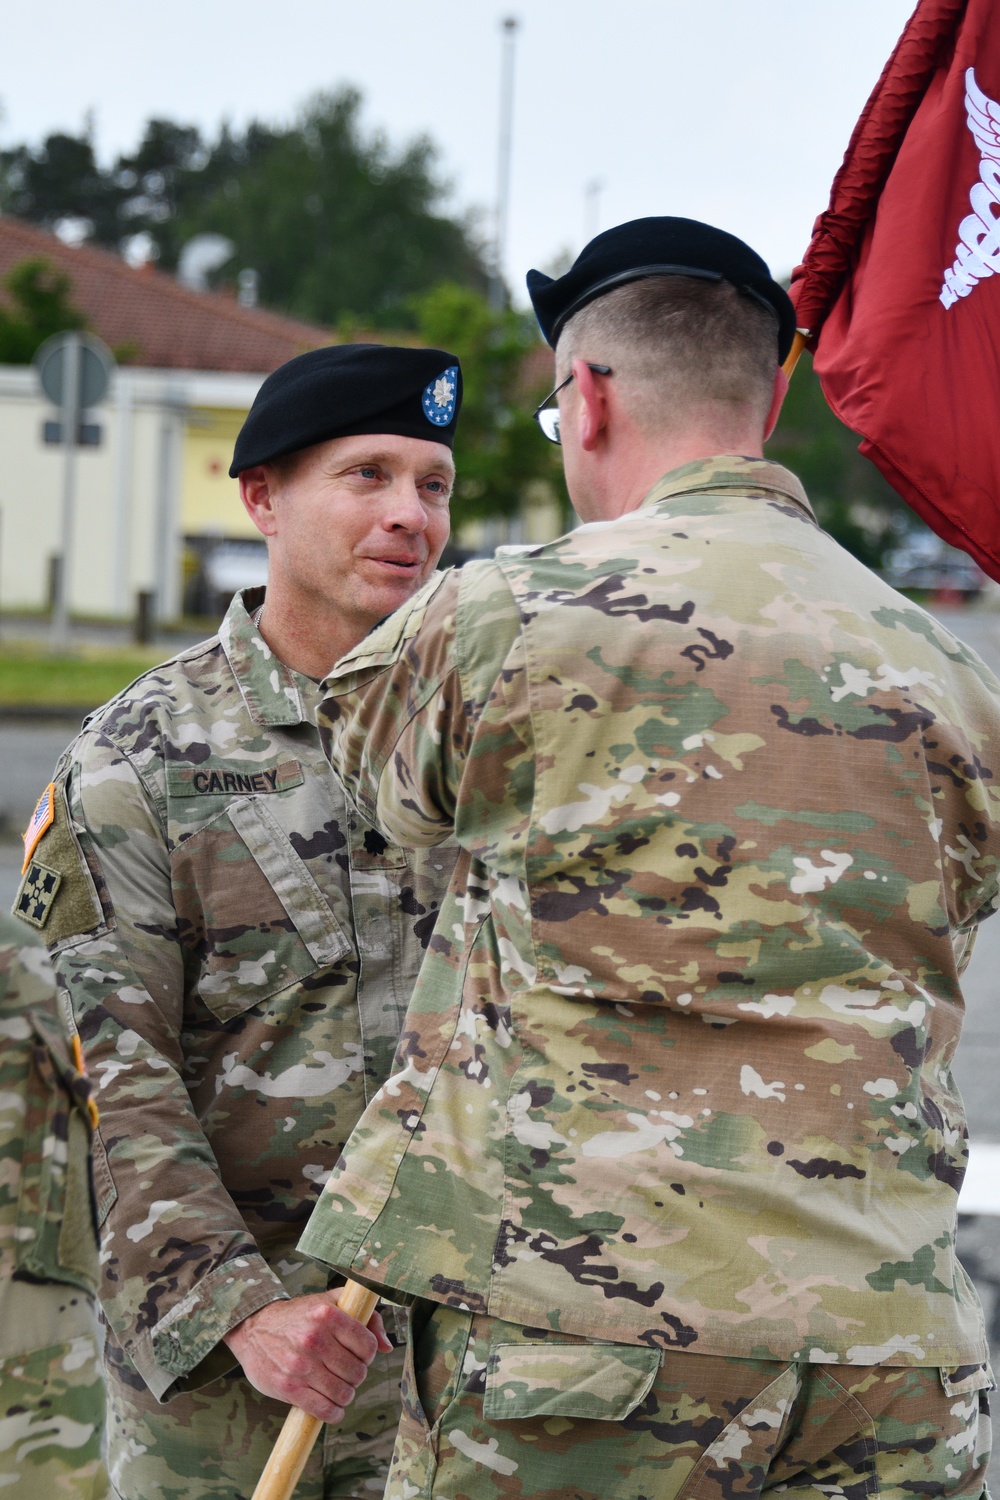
[789,0,1000,580]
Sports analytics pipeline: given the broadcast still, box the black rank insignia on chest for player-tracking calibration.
[15,858,63,928]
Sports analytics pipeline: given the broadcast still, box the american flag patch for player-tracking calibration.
[22,782,56,873]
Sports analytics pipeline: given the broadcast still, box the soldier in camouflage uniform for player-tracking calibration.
[12,344,463,1499]
[298,222,997,1497]
[0,909,108,1499]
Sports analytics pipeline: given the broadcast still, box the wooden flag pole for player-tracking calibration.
[251,1281,380,1500]
[782,328,811,381]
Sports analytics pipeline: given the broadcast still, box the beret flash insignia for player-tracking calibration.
[422,366,459,426]
[15,858,62,929]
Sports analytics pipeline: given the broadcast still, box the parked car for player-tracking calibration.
[183,537,268,617]
[882,538,987,599]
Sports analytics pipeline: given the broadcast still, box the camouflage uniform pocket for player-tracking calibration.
[227,798,354,963]
[13,1009,99,1296]
[483,1341,661,1422]
[173,800,353,1022]
[939,1361,995,1397]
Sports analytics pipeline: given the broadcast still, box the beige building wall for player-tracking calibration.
[0,366,263,621]
[0,368,117,615]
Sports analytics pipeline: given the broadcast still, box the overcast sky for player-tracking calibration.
[2,1,916,304]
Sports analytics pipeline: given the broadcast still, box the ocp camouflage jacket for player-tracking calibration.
[0,908,99,1307]
[14,589,453,1401]
[0,910,106,1495]
[300,457,1000,1369]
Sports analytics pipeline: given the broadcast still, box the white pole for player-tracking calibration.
[111,369,134,617]
[153,385,185,624]
[51,333,81,651]
[584,179,603,247]
[491,16,520,311]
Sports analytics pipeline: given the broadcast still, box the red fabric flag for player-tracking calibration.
[789,0,1000,580]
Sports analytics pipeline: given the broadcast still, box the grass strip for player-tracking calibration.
[0,643,164,709]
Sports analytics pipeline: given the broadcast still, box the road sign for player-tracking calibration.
[34,330,114,411]
[42,420,102,447]
[33,332,117,649]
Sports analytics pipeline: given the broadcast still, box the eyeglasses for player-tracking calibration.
[532,363,613,445]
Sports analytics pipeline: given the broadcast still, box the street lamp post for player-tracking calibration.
[52,334,82,650]
[34,331,115,651]
[584,178,604,247]
[491,15,520,311]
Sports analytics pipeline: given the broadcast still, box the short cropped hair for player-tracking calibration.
[556,274,780,432]
[264,446,309,487]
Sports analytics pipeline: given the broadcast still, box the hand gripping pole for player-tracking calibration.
[251,1281,380,1500]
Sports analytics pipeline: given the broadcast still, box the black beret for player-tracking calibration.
[230,343,462,476]
[526,217,796,363]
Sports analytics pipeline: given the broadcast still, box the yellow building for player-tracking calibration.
[182,406,255,539]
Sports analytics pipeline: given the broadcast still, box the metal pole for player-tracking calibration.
[153,385,185,626]
[112,369,134,616]
[51,333,81,650]
[134,589,155,646]
[490,16,520,311]
[584,178,603,247]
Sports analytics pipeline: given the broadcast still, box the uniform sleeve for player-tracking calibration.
[0,913,106,1489]
[321,563,525,849]
[0,911,99,1299]
[51,730,287,1402]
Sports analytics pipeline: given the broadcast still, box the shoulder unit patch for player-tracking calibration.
[14,859,63,928]
[10,777,105,943]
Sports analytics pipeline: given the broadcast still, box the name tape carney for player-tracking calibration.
[189,767,283,795]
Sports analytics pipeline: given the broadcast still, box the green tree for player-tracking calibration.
[0,259,86,363]
[411,282,564,530]
[0,130,120,241]
[765,352,911,569]
[0,92,491,328]
[111,118,210,257]
[170,91,488,326]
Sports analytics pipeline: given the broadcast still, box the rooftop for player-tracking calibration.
[0,216,336,372]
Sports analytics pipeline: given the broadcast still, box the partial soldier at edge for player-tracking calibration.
[0,908,108,1499]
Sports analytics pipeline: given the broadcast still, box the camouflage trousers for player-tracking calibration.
[387,1302,994,1500]
[0,1334,108,1499]
[105,1343,405,1500]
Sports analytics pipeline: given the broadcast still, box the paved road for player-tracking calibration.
[0,717,83,840]
[1,603,998,1481]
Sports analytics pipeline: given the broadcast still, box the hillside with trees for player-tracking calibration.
[0,90,489,328]
[0,98,928,565]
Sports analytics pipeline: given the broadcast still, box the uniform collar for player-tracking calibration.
[640,454,816,521]
[219,587,315,727]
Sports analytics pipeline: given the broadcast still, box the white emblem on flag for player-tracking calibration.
[941,69,1000,308]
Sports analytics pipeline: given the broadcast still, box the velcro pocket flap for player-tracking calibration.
[227,797,352,966]
[483,1341,660,1422]
[939,1361,994,1397]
